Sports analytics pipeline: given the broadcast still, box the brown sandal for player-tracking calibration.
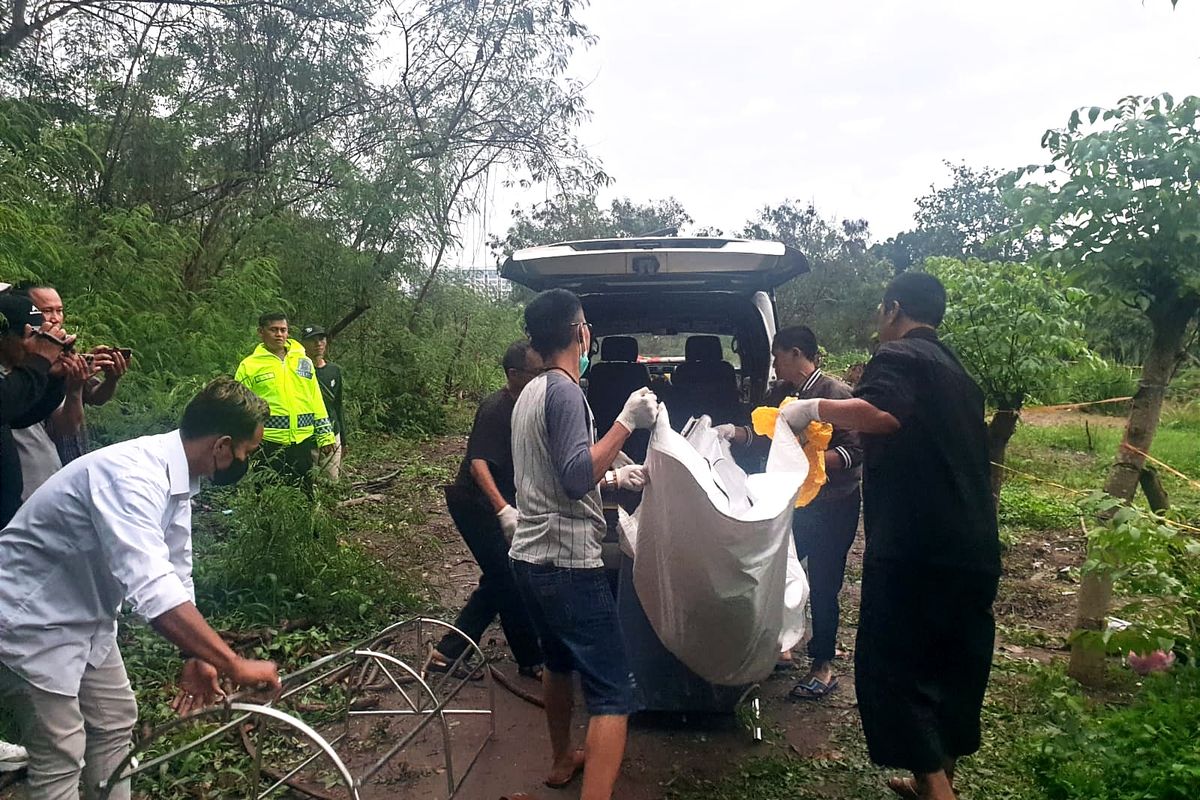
[887,776,920,799]
[544,748,585,788]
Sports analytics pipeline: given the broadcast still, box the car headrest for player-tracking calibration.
[685,335,723,362]
[601,336,639,363]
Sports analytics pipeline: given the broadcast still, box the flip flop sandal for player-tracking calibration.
[423,650,485,681]
[788,675,840,701]
[886,776,920,799]
[544,748,585,789]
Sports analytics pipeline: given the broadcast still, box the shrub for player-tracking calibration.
[1060,361,1139,413]
[195,473,412,625]
[1029,667,1200,800]
[998,483,1078,531]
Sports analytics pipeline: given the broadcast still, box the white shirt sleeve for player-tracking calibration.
[87,474,192,622]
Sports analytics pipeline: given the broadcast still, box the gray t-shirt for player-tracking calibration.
[12,420,63,502]
[508,371,606,569]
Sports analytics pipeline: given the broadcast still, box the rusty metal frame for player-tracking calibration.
[98,617,494,799]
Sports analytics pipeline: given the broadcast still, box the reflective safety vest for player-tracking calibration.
[235,340,336,447]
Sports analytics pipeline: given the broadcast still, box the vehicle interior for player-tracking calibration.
[579,291,772,463]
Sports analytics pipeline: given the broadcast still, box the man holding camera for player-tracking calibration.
[0,292,82,528]
[12,283,130,499]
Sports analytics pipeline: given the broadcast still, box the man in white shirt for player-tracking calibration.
[0,378,282,800]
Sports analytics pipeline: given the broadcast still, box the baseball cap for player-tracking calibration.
[299,325,326,340]
[0,293,44,336]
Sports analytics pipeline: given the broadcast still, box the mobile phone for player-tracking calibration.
[117,348,132,360]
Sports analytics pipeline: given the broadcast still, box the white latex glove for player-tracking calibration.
[779,398,822,432]
[497,505,519,541]
[615,464,647,492]
[616,387,659,432]
[713,424,738,441]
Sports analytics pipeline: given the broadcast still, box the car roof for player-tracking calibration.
[501,237,808,294]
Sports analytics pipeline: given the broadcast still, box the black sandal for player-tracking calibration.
[424,650,484,681]
[518,664,545,681]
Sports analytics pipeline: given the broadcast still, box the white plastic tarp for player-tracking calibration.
[625,408,810,686]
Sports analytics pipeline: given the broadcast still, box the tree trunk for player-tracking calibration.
[987,406,1020,510]
[1069,294,1199,686]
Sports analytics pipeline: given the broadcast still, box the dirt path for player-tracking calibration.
[360,434,1084,800]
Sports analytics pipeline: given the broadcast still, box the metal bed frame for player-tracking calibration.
[99,617,494,799]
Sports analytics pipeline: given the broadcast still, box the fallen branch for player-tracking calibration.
[219,618,317,646]
[337,493,388,508]
[351,467,401,491]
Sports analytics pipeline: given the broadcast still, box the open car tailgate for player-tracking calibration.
[501,237,809,294]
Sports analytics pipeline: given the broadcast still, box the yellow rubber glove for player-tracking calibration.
[752,397,832,508]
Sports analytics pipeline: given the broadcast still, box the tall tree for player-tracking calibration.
[490,191,692,257]
[1014,93,1200,685]
[875,162,1040,270]
[741,200,888,352]
[927,257,1095,504]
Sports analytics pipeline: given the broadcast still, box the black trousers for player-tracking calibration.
[258,439,316,495]
[792,487,861,663]
[855,561,999,773]
[436,486,543,669]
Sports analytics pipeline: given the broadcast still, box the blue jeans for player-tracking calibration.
[511,560,639,716]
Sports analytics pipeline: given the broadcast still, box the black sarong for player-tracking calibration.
[854,561,999,774]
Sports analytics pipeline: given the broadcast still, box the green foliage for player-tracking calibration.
[1014,95,1200,321]
[875,162,1040,270]
[1075,492,1200,658]
[998,483,1078,531]
[1054,361,1140,413]
[1029,668,1200,800]
[490,191,693,260]
[742,201,889,352]
[197,475,412,624]
[0,0,604,440]
[929,257,1096,411]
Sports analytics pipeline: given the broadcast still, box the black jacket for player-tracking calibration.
[1,355,66,526]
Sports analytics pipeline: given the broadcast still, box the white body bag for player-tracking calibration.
[620,408,811,686]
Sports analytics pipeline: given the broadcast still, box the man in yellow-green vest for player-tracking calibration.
[235,312,336,489]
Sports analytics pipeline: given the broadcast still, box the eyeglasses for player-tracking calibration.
[571,322,593,333]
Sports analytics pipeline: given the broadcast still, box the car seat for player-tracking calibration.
[668,335,740,429]
[586,336,651,462]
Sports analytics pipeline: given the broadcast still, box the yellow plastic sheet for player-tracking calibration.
[751,398,832,508]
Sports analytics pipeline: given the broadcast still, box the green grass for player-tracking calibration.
[1005,413,1200,511]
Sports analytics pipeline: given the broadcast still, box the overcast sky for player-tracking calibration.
[455,0,1200,264]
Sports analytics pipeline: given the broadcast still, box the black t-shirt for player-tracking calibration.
[853,328,1001,576]
[454,389,517,508]
[315,362,345,440]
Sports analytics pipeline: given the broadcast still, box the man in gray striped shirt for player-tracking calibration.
[508,289,658,800]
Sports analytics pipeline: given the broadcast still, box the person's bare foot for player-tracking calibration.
[545,748,585,788]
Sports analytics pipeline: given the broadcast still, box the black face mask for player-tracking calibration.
[211,448,251,486]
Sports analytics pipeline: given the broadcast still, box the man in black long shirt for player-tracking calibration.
[301,326,347,480]
[781,272,1000,800]
[427,340,544,678]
